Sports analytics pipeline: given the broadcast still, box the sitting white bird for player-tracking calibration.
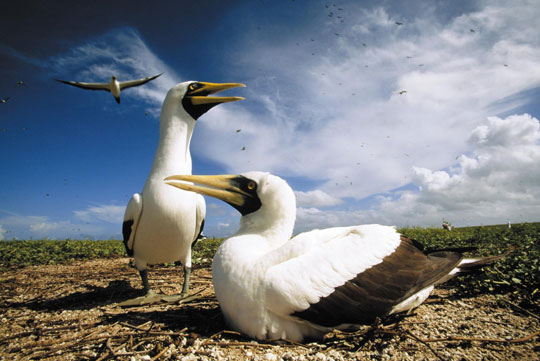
[56,73,162,103]
[165,172,504,341]
[119,81,244,306]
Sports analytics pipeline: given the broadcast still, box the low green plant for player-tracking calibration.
[400,222,540,309]
[0,239,125,268]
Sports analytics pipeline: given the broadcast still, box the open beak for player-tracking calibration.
[184,82,245,119]
[164,174,248,207]
[188,82,245,105]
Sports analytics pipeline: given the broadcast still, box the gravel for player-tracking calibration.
[0,258,538,360]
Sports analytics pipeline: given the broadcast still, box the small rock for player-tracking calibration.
[282,351,295,361]
[181,355,197,361]
[264,352,278,361]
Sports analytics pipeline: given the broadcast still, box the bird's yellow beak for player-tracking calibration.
[188,82,245,105]
[184,82,245,120]
[164,174,247,207]
[165,173,262,215]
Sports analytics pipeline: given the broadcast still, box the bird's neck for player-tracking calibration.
[150,114,195,176]
[237,205,296,251]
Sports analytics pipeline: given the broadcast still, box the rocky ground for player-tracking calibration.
[0,258,538,360]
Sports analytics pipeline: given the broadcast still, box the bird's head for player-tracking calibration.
[164,171,296,234]
[165,81,245,120]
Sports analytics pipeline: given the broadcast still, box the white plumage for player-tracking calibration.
[165,172,503,341]
[56,74,162,103]
[120,81,244,306]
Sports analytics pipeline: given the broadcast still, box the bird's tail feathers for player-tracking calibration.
[458,244,514,273]
[457,254,506,272]
[435,246,512,285]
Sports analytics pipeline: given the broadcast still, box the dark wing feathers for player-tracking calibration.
[191,218,205,248]
[292,236,463,326]
[122,220,134,257]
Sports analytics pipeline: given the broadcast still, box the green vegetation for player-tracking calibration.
[192,237,224,263]
[1,223,538,308]
[0,239,126,268]
[399,222,540,308]
[0,238,225,269]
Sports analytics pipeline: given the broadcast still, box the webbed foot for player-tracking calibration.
[117,290,166,307]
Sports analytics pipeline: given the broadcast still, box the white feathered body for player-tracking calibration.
[179,171,501,342]
[211,173,405,341]
[213,223,404,341]
[126,89,205,270]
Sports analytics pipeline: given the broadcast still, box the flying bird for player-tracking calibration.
[165,172,504,341]
[55,73,162,104]
[1,97,9,104]
[395,21,403,25]
[16,81,27,86]
[119,81,245,306]
[399,90,407,95]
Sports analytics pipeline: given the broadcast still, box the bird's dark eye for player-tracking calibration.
[189,83,200,90]
[247,181,256,190]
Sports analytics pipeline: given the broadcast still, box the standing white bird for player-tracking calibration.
[119,81,245,306]
[55,73,162,103]
[165,172,504,341]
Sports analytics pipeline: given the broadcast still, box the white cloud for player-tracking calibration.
[30,220,73,233]
[74,204,125,223]
[49,27,181,106]
[0,206,123,240]
[188,0,540,236]
[193,0,540,207]
[469,114,540,147]
[294,113,540,231]
[405,113,540,216]
[295,189,343,208]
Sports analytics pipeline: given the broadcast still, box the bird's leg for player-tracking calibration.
[119,264,197,306]
[140,269,151,294]
[180,266,191,296]
[118,268,162,307]
[161,266,191,303]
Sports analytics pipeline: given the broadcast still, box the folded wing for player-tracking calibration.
[123,193,143,257]
[264,225,463,327]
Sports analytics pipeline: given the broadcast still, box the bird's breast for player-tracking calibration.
[133,181,199,264]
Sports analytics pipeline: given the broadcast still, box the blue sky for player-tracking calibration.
[1,0,539,240]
